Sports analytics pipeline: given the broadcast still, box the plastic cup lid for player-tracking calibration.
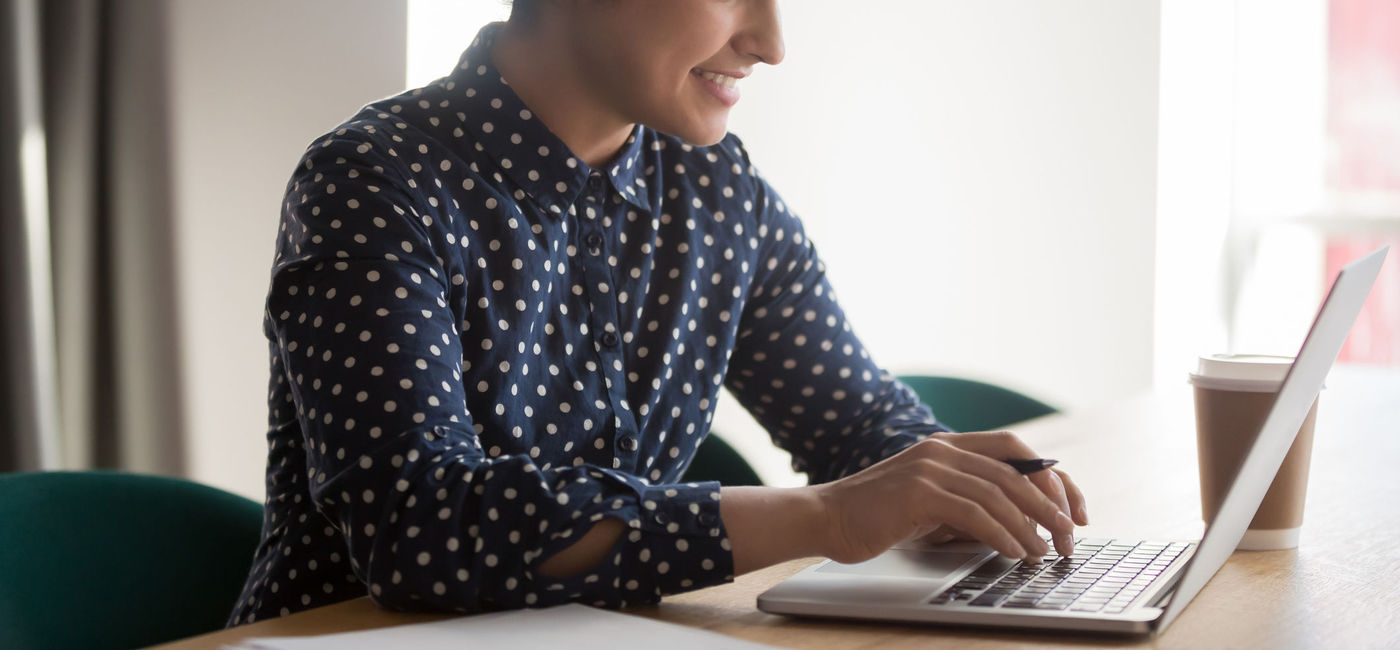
[1188,354,1295,392]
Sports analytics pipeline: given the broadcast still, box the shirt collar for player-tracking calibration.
[449,23,651,216]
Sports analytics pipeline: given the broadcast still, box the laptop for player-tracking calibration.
[757,246,1390,635]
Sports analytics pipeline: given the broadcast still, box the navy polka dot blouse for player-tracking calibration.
[228,22,949,625]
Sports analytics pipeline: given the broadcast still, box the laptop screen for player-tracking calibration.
[1156,246,1389,631]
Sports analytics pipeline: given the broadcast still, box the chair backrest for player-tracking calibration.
[680,433,764,486]
[0,471,264,650]
[897,374,1058,432]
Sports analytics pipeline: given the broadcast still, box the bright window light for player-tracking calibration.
[406,0,510,88]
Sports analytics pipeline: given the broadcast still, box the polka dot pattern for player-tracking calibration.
[229,22,947,626]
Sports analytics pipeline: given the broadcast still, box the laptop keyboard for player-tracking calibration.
[928,538,1193,614]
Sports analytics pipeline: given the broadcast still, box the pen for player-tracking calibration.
[1004,458,1058,474]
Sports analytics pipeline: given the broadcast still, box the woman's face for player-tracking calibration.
[559,0,785,146]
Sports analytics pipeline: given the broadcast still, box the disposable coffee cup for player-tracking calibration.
[1188,354,1319,551]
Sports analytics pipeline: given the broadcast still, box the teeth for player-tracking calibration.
[696,70,739,90]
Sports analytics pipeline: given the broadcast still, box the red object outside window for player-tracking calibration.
[1325,0,1400,364]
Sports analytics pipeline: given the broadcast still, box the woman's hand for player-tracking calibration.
[811,431,1088,564]
[918,465,1087,546]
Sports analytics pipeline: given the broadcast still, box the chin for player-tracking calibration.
[670,122,729,147]
[648,109,730,147]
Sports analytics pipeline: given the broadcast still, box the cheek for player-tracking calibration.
[622,56,694,114]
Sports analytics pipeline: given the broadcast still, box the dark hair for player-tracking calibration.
[509,0,539,23]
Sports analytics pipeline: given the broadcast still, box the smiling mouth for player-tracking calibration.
[691,68,739,89]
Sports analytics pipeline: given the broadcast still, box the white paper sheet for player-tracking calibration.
[227,603,781,650]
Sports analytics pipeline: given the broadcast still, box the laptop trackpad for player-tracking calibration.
[816,548,985,580]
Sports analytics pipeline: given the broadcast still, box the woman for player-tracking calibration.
[228,0,1088,625]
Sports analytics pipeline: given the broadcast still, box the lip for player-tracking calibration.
[690,68,744,107]
[693,67,750,80]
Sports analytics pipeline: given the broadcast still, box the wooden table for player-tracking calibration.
[155,366,1400,649]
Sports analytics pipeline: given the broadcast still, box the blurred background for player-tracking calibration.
[3,0,1396,496]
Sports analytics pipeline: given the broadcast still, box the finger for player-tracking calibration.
[910,523,945,541]
[924,485,1027,560]
[923,531,957,545]
[948,527,979,542]
[941,446,1073,540]
[1029,469,1076,556]
[930,464,1048,558]
[934,430,1045,471]
[1054,467,1089,525]
[932,433,1075,542]
[915,442,1050,553]
[918,523,977,544]
[936,431,1077,555]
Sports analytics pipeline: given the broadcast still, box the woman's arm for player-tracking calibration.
[539,485,825,578]
[715,136,1086,558]
[543,429,1087,579]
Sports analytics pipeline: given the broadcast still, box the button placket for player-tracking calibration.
[573,171,641,470]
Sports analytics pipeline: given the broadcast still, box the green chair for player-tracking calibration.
[0,471,264,650]
[680,433,764,486]
[897,374,1059,432]
[683,376,1057,486]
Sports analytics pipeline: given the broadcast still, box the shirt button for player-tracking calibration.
[698,512,718,526]
[587,174,603,191]
[602,331,619,347]
[653,512,671,525]
[585,232,603,251]
[619,435,638,452]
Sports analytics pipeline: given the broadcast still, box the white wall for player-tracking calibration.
[1154,0,1330,392]
[1153,0,1235,390]
[406,1,509,87]
[167,1,407,499]
[716,1,1162,485]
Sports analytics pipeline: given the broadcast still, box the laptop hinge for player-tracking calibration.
[1148,571,1184,609]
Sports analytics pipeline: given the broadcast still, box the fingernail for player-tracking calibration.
[1056,511,1074,531]
[1077,504,1090,525]
[1005,542,1027,559]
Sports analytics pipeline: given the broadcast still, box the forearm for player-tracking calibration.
[541,485,828,581]
[538,518,626,578]
[721,485,828,575]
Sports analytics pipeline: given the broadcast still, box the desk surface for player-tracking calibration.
[155,367,1400,649]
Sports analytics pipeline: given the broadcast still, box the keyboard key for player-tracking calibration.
[969,592,1012,607]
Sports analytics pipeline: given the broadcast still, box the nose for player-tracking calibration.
[735,0,785,66]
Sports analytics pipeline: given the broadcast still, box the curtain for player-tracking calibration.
[1,0,184,474]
